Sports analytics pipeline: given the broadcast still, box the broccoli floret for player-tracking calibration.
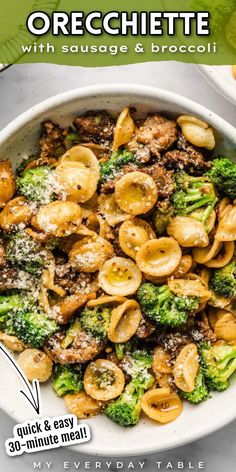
[17,166,55,203]
[105,349,154,426]
[207,157,236,199]
[200,343,236,391]
[210,262,236,298]
[16,156,38,176]
[180,368,209,404]
[12,310,58,348]
[137,283,199,327]
[115,342,133,360]
[153,205,174,235]
[53,364,83,397]
[80,306,111,340]
[6,231,49,275]
[100,150,138,184]
[0,294,27,334]
[172,172,218,224]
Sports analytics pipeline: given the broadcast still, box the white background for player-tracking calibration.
[0,61,236,471]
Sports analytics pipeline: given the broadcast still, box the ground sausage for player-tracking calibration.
[39,121,68,159]
[74,111,115,144]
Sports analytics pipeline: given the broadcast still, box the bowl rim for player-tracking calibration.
[0,83,236,146]
[0,83,236,456]
[197,64,236,108]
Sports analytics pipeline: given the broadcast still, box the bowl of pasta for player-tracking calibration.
[0,84,236,456]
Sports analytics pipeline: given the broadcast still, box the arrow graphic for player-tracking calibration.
[0,343,41,415]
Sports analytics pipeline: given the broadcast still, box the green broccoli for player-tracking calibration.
[115,342,133,360]
[210,262,236,298]
[0,294,28,334]
[207,157,236,199]
[17,166,56,204]
[80,306,111,340]
[200,343,236,391]
[137,283,199,327]
[172,172,218,224]
[6,231,49,275]
[105,350,154,426]
[53,364,83,397]
[100,150,138,184]
[12,310,58,348]
[180,368,209,404]
[153,205,174,236]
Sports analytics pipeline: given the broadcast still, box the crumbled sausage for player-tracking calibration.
[74,111,115,144]
[128,115,177,158]
[140,163,174,199]
[46,331,104,364]
[162,133,211,174]
[39,121,68,159]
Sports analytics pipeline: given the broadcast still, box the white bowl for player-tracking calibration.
[1,84,236,456]
[198,65,236,106]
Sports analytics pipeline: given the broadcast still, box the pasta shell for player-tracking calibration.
[115,172,158,216]
[177,115,215,150]
[64,391,103,419]
[168,278,211,301]
[205,241,234,268]
[113,107,135,151]
[108,300,142,343]
[84,359,125,401]
[152,347,172,375]
[119,218,155,259]
[214,311,236,341]
[167,216,209,248]
[0,196,34,231]
[0,160,16,207]
[173,344,199,392]
[32,201,82,237]
[136,237,182,277]
[69,236,114,273]
[98,257,142,296]
[55,145,100,203]
[87,295,127,308]
[215,205,236,241]
[141,388,183,423]
[193,239,222,264]
[98,193,131,226]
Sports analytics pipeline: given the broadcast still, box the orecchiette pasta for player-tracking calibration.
[84,359,125,401]
[152,347,172,375]
[167,216,209,248]
[98,193,131,226]
[98,257,142,296]
[108,299,142,343]
[69,236,114,272]
[168,278,211,301]
[119,218,155,259]
[177,115,215,150]
[113,107,135,151]
[64,391,103,419]
[32,201,82,237]
[55,145,100,203]
[0,332,25,352]
[214,311,236,341]
[136,237,182,277]
[173,344,199,392]
[0,196,34,230]
[0,160,16,207]
[87,295,127,308]
[115,172,158,215]
[17,349,53,382]
[141,388,183,423]
[215,205,236,241]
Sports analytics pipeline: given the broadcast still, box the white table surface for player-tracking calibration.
[0,61,236,471]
